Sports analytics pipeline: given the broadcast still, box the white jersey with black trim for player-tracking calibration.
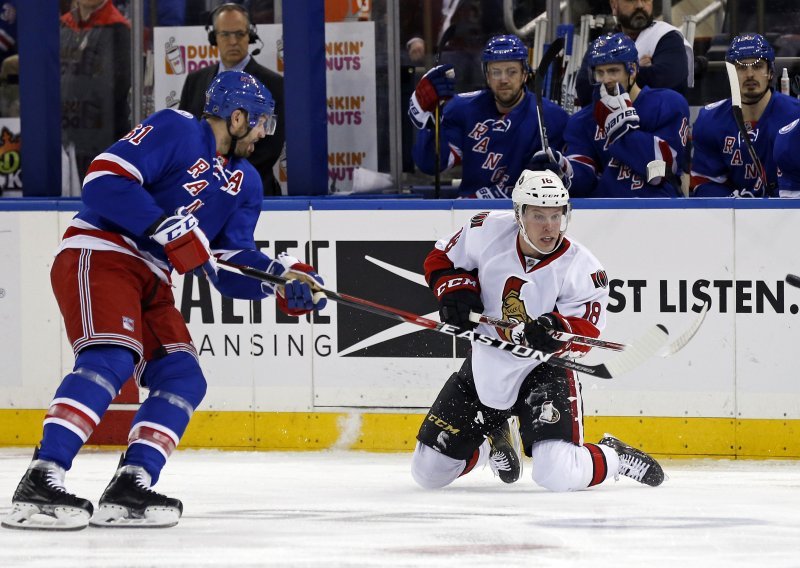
[431,211,609,409]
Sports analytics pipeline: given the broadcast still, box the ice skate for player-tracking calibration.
[599,434,665,487]
[487,416,523,483]
[1,449,93,531]
[90,464,182,528]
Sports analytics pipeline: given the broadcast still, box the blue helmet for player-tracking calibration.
[481,34,531,74]
[589,33,639,78]
[204,70,276,133]
[726,33,774,69]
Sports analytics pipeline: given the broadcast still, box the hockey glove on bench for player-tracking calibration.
[408,64,455,130]
[594,83,639,146]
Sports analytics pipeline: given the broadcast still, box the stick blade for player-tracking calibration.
[725,61,742,108]
[659,302,709,357]
[600,324,670,378]
[786,274,800,289]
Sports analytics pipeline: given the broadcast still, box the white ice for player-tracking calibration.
[1,448,799,567]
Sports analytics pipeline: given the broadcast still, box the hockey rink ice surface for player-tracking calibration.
[0,448,799,567]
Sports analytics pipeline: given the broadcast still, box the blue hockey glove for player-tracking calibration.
[274,252,327,316]
[528,149,573,190]
[408,64,455,129]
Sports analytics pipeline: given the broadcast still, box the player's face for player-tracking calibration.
[593,63,631,93]
[486,61,527,108]
[612,0,654,31]
[233,113,268,158]
[735,58,772,103]
[520,205,565,254]
[215,9,251,68]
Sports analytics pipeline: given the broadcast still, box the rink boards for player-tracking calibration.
[0,199,799,457]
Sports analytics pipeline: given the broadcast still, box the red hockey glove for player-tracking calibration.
[150,209,217,282]
[408,64,455,129]
[593,83,639,146]
[432,270,483,330]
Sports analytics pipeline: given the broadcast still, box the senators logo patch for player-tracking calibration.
[498,276,531,342]
[591,269,609,289]
[470,211,490,228]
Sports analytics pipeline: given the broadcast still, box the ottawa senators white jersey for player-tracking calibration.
[425,211,609,409]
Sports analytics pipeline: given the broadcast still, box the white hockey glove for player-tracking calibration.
[528,149,574,190]
[593,83,639,145]
[150,208,217,283]
[408,64,455,129]
[273,252,327,315]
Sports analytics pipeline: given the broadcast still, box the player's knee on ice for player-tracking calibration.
[411,442,465,489]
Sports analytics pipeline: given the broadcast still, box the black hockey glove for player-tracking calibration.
[524,313,569,353]
[432,270,483,330]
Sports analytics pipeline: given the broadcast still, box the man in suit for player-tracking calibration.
[179,2,285,196]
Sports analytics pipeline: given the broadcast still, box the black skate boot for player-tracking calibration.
[599,434,665,487]
[1,448,93,531]
[487,416,523,484]
[90,461,182,528]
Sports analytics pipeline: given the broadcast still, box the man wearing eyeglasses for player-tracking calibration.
[408,34,569,198]
[179,3,285,196]
[574,0,693,108]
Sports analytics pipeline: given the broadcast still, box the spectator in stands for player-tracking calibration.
[408,34,569,198]
[565,33,689,197]
[575,0,693,108]
[179,2,285,196]
[61,0,131,183]
[691,34,800,197]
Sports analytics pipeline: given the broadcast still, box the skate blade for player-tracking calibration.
[89,504,181,528]
[1,502,90,531]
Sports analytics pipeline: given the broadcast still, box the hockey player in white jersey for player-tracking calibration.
[412,170,664,490]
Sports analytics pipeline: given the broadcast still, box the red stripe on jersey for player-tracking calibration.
[85,158,139,181]
[62,226,170,280]
[584,443,609,486]
[570,155,597,174]
[128,424,177,456]
[656,139,675,171]
[46,402,98,438]
[424,246,456,285]
[459,447,482,477]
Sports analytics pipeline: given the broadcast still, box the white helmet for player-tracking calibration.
[512,169,571,255]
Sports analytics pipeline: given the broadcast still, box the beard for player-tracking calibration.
[618,8,653,32]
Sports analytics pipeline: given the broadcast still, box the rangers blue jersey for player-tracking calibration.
[691,92,800,197]
[60,108,275,299]
[565,86,690,198]
[412,89,568,198]
[775,117,800,198]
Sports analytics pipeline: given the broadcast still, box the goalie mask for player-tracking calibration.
[204,70,277,135]
[511,170,571,256]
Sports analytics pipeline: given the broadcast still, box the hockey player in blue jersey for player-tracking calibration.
[408,34,570,198]
[691,33,800,198]
[564,33,690,198]
[775,117,800,198]
[1,71,327,531]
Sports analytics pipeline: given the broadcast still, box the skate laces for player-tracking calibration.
[618,453,650,482]
[490,450,512,472]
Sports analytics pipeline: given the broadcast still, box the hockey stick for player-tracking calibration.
[470,301,708,357]
[787,274,800,288]
[725,62,769,193]
[433,24,457,200]
[534,36,565,153]
[216,259,669,379]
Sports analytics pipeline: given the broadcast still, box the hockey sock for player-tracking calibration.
[584,442,620,486]
[40,346,135,470]
[124,352,206,484]
[459,440,490,477]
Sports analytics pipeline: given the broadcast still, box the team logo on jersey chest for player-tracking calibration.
[499,276,531,342]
